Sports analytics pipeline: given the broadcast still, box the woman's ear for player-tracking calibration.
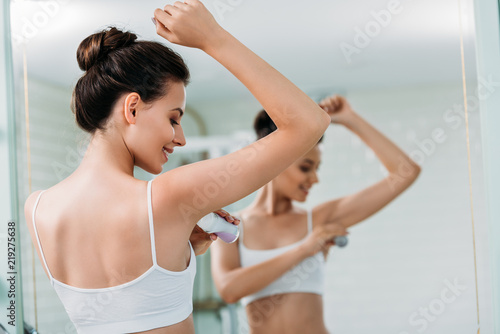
[123,92,141,125]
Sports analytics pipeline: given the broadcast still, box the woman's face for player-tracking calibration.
[129,81,187,174]
[273,144,321,202]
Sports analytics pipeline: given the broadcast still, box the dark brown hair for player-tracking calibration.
[72,27,190,133]
[253,109,324,143]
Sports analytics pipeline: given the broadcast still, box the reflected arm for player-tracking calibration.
[315,106,421,229]
[210,239,310,304]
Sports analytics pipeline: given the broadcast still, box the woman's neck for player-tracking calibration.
[252,182,293,216]
[77,131,135,177]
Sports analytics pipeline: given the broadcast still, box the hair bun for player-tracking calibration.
[76,27,137,71]
[253,109,277,140]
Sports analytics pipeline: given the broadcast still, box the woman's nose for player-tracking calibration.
[173,127,186,147]
[311,171,319,184]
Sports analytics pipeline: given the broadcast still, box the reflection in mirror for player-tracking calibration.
[8,0,493,333]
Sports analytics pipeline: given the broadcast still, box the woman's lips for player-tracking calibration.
[162,147,171,161]
[300,185,310,195]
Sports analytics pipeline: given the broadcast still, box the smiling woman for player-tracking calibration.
[18,0,332,333]
[72,27,189,132]
[70,26,191,174]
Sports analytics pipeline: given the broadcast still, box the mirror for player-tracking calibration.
[9,0,493,333]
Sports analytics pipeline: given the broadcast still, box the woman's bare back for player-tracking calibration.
[25,173,196,333]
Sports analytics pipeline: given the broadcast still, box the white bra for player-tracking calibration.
[238,210,325,306]
[31,180,197,333]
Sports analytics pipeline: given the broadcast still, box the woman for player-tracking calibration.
[23,1,331,333]
[211,95,421,334]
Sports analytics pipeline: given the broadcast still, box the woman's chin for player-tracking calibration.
[138,163,163,175]
[294,194,308,202]
[152,165,164,175]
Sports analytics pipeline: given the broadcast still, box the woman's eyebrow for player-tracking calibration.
[170,107,184,117]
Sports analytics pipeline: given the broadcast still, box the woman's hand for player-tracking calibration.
[299,222,348,257]
[154,0,226,51]
[213,209,241,227]
[319,95,355,125]
[189,209,240,255]
[189,225,215,256]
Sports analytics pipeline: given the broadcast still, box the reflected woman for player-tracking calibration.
[23,1,331,333]
[211,95,421,334]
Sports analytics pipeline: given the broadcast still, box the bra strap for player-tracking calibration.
[147,180,158,266]
[239,220,244,244]
[32,190,54,281]
[307,210,313,233]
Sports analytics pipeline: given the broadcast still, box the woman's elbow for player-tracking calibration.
[221,294,240,305]
[314,111,331,135]
[218,283,242,304]
[291,111,330,146]
[410,163,422,181]
[402,159,421,183]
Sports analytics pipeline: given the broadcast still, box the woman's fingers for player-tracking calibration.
[320,95,346,113]
[154,8,172,24]
[154,9,173,38]
[183,0,202,6]
[213,209,239,224]
[214,209,225,216]
[163,4,180,15]
[155,6,183,42]
[322,223,347,239]
[214,209,229,218]
[173,1,189,9]
[153,0,221,49]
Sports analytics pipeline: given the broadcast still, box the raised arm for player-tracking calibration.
[152,1,330,227]
[314,95,421,228]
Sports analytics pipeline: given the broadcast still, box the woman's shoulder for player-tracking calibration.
[236,207,267,226]
[24,182,68,230]
[24,190,44,222]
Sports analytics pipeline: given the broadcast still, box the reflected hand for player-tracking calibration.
[189,209,240,255]
[300,222,348,257]
[154,0,225,50]
[319,95,354,125]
